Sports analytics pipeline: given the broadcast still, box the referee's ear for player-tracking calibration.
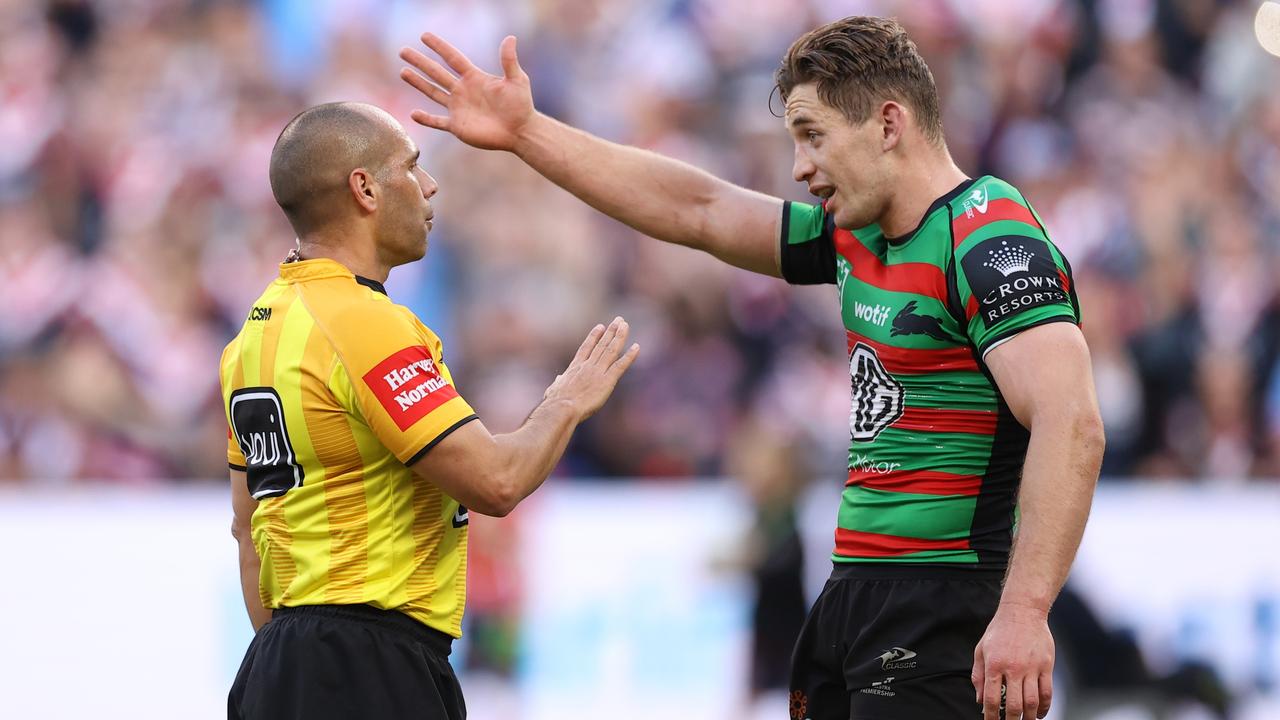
[349,167,379,214]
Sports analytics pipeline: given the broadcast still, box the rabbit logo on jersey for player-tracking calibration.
[849,342,904,442]
[363,345,459,431]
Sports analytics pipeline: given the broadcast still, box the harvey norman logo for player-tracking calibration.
[363,345,458,430]
[382,356,448,410]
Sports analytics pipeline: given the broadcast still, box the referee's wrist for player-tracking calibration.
[534,396,581,424]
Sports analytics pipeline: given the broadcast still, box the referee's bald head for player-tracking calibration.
[269,102,405,237]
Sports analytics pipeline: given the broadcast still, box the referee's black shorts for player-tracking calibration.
[228,604,465,720]
[789,564,1004,720]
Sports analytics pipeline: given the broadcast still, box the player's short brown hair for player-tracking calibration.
[776,16,943,144]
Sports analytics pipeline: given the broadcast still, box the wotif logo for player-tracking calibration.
[853,302,891,327]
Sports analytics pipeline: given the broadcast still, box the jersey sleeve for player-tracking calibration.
[326,301,478,466]
[220,342,248,470]
[954,212,1080,356]
[779,201,837,285]
[227,425,247,471]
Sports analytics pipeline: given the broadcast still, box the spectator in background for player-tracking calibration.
[724,417,809,715]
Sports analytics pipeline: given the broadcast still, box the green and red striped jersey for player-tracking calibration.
[780,175,1079,569]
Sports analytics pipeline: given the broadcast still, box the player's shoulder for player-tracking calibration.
[300,279,437,368]
[949,176,1050,255]
[308,280,425,349]
[945,176,1033,220]
[220,277,286,369]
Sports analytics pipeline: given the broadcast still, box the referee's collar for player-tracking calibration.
[278,258,388,296]
[353,275,388,296]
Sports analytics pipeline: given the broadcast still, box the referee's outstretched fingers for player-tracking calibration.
[588,316,623,364]
[543,318,640,421]
[573,323,607,364]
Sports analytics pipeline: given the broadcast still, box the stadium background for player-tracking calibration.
[1,0,1279,718]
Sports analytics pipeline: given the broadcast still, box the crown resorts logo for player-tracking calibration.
[982,240,1033,277]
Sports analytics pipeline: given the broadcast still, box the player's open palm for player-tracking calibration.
[972,603,1055,720]
[545,317,639,421]
[400,34,534,152]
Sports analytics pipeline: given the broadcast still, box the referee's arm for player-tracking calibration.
[231,470,272,631]
[411,318,638,517]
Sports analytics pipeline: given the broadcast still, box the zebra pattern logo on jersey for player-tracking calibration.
[848,343,905,442]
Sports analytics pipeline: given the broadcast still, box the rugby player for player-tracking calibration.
[400,16,1104,720]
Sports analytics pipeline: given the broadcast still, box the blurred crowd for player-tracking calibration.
[2,0,1280,484]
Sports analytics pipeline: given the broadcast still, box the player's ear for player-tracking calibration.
[880,100,905,152]
[349,168,378,213]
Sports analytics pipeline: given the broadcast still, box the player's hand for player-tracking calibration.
[972,602,1054,720]
[544,317,639,422]
[399,34,535,152]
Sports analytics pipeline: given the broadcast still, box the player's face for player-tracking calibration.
[785,83,890,230]
[378,134,438,266]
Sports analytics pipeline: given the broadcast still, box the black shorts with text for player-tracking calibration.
[789,564,1003,720]
[228,604,465,720]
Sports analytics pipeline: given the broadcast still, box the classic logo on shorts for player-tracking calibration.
[877,646,918,670]
[230,387,302,499]
[363,345,459,431]
[849,342,904,442]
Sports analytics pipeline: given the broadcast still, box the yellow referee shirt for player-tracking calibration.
[220,258,477,637]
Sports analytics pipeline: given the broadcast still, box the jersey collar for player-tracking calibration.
[278,258,389,296]
[354,275,388,296]
[884,176,982,246]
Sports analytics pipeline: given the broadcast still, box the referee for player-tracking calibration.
[220,102,638,719]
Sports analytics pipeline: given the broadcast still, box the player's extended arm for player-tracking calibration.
[971,322,1105,720]
[411,317,638,517]
[230,469,273,632]
[399,34,784,277]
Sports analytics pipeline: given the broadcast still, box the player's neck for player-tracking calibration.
[879,151,969,239]
[294,230,390,283]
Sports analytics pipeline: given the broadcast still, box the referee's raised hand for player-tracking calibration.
[544,317,640,421]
